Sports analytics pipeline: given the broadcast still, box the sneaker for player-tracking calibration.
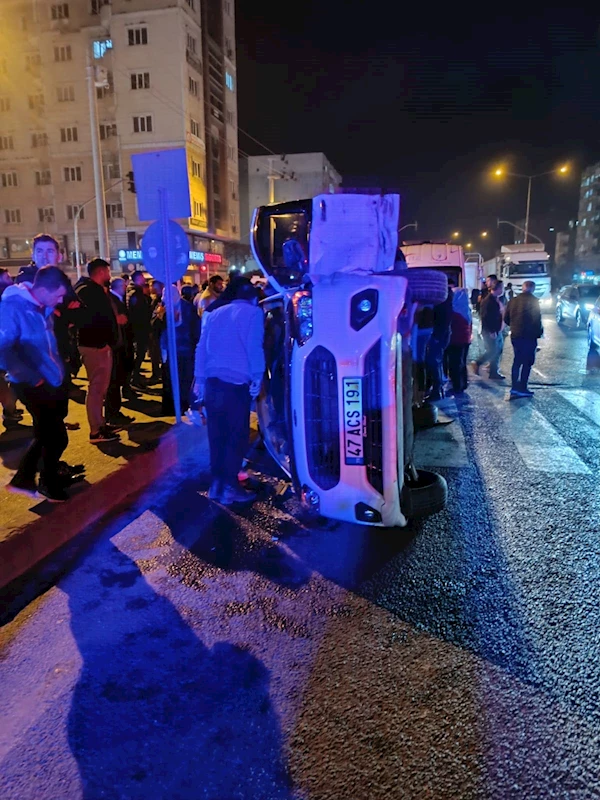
[509,389,529,399]
[521,389,534,397]
[58,461,85,476]
[37,483,68,503]
[470,361,480,375]
[207,480,223,501]
[220,484,257,505]
[108,413,134,425]
[103,422,123,433]
[90,428,119,443]
[7,475,38,498]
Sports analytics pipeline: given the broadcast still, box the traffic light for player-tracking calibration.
[126,171,136,193]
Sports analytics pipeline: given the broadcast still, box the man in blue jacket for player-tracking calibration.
[0,266,72,501]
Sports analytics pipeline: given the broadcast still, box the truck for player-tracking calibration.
[400,241,465,288]
[482,243,553,309]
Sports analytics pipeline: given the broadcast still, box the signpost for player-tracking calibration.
[132,149,192,424]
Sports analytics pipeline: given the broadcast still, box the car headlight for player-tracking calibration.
[292,290,313,345]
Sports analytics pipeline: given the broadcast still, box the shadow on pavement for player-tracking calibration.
[64,542,294,799]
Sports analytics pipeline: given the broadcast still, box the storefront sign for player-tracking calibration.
[118,249,223,265]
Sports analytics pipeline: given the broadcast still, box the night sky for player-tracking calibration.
[236,2,600,252]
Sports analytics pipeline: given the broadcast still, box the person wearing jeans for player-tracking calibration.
[193,278,265,505]
[0,267,71,501]
[76,259,123,443]
[472,282,505,379]
[504,281,543,399]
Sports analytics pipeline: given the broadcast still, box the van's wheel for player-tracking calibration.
[401,468,448,519]
[404,268,449,306]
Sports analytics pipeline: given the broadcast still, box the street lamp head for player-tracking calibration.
[559,164,569,174]
[466,242,472,248]
[481,231,488,237]
[494,168,503,177]
[452,231,460,238]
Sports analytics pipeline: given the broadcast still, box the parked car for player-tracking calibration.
[556,284,600,328]
[588,297,600,349]
[252,194,449,528]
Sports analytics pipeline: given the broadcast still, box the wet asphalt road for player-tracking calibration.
[2,315,600,799]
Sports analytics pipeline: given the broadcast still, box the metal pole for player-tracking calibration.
[524,176,532,245]
[268,157,275,204]
[74,209,81,280]
[86,47,109,260]
[159,188,182,424]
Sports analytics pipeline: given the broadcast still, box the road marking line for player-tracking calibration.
[414,400,469,468]
[532,367,549,380]
[557,389,600,433]
[501,403,591,475]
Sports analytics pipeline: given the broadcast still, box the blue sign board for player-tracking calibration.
[131,149,191,222]
[141,219,189,283]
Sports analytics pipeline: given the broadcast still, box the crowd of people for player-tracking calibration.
[0,233,259,505]
[419,273,544,402]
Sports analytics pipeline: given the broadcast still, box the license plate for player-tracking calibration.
[343,377,364,465]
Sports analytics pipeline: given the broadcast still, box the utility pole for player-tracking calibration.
[86,46,110,260]
[267,157,278,204]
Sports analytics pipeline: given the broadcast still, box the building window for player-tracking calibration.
[230,212,237,231]
[28,94,45,110]
[32,132,49,148]
[0,135,14,151]
[99,123,117,140]
[103,162,121,180]
[128,27,148,46]
[191,159,203,179]
[227,145,235,160]
[96,73,113,99]
[225,72,234,91]
[188,76,199,96]
[226,110,234,125]
[51,4,69,20]
[91,0,111,15]
[63,166,82,182]
[0,98,10,112]
[92,39,113,59]
[4,209,21,224]
[133,115,152,133]
[186,0,195,9]
[225,37,233,57]
[54,45,72,62]
[25,53,41,71]
[187,34,197,54]
[38,206,55,223]
[230,178,236,198]
[35,169,52,185]
[66,204,84,221]
[60,126,78,142]
[131,72,150,90]
[193,199,203,217]
[224,0,232,15]
[57,85,75,102]
[190,118,200,138]
[1,172,18,188]
[105,203,123,219]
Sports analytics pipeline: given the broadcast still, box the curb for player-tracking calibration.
[0,420,206,592]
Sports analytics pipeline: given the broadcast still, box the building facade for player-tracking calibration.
[239,152,342,243]
[575,161,600,271]
[0,0,239,279]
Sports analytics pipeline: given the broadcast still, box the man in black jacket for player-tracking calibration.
[127,271,152,388]
[106,277,134,426]
[504,280,543,399]
[75,259,123,443]
[472,281,505,379]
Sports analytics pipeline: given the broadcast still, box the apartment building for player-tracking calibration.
[0,0,239,276]
[575,161,600,271]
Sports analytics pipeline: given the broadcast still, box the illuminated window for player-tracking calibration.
[93,39,112,59]
[63,166,82,182]
[35,169,52,185]
[193,200,204,217]
[51,4,69,20]
[60,126,78,142]
[38,206,55,223]
[191,159,203,179]
[0,135,14,150]
[57,85,75,102]
[128,27,148,46]
[0,98,10,112]
[66,204,85,221]
[225,72,234,91]
[131,72,150,90]
[133,115,153,133]
[190,118,200,137]
[54,45,72,62]
[4,209,21,224]
[1,171,18,187]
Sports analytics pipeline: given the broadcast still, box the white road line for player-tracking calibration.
[557,389,600,433]
[502,403,591,475]
[414,400,469,468]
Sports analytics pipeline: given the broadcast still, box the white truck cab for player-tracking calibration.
[482,244,552,309]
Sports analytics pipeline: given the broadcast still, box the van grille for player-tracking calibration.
[304,346,340,489]
[364,340,383,494]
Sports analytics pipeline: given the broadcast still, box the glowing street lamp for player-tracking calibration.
[452,231,460,238]
[492,163,570,243]
[465,242,472,249]
[481,231,488,238]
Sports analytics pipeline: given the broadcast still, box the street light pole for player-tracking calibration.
[524,176,532,244]
[86,46,109,260]
[399,221,418,234]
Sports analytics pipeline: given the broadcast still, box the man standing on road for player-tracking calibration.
[106,278,134,427]
[504,280,543,399]
[195,274,224,318]
[75,259,121,443]
[0,267,71,501]
[472,281,505,380]
[127,271,152,388]
[193,278,264,505]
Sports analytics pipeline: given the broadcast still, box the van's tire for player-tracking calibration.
[401,469,447,519]
[413,402,438,429]
[405,268,449,306]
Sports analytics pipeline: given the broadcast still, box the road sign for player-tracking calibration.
[131,149,191,222]
[141,218,189,283]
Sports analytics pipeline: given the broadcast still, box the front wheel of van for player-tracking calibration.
[401,468,448,519]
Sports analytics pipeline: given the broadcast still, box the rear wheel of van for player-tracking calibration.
[401,468,448,519]
[405,268,449,306]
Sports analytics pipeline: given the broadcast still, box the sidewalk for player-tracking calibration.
[0,372,209,592]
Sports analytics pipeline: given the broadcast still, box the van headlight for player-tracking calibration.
[292,290,313,345]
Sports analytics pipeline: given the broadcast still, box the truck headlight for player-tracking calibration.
[292,290,313,345]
